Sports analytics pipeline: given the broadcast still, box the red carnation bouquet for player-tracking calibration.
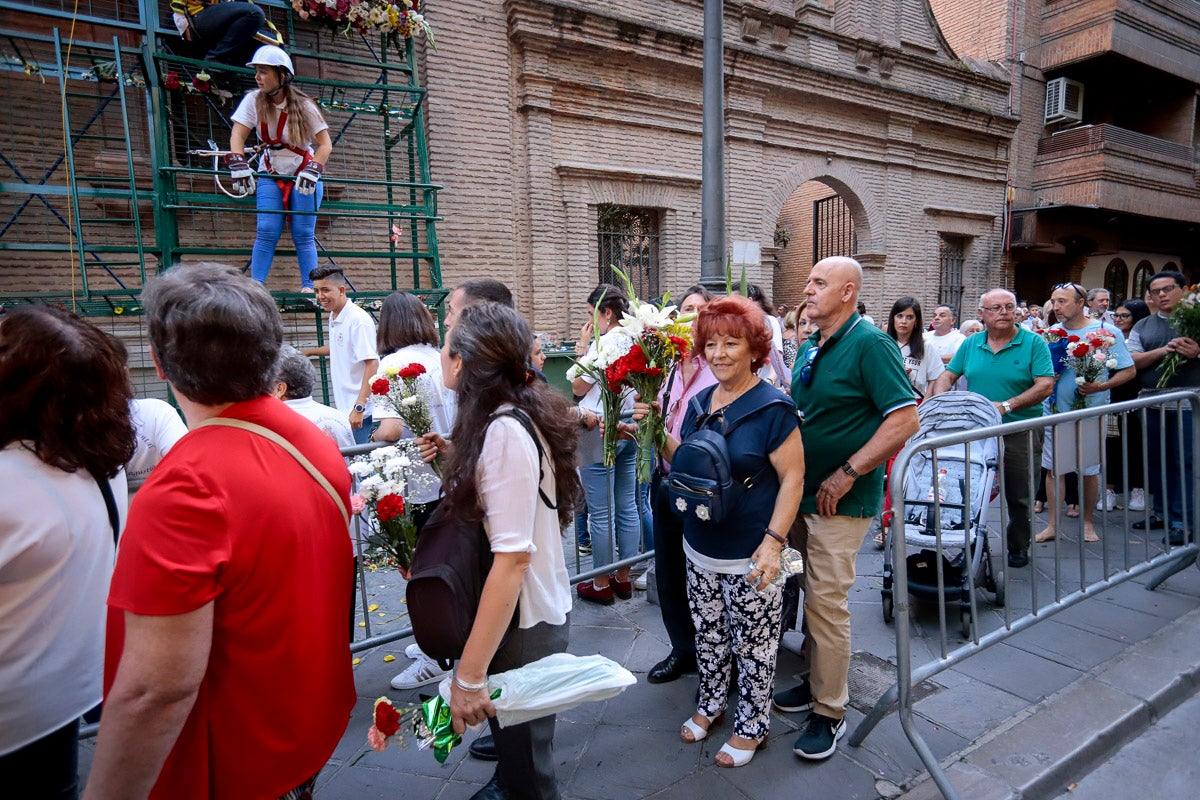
[370,361,442,476]
[366,693,466,764]
[1061,328,1120,410]
[608,267,694,483]
[348,442,431,572]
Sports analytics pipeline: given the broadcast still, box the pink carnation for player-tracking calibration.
[367,725,388,751]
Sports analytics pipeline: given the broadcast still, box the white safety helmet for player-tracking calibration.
[246,45,294,77]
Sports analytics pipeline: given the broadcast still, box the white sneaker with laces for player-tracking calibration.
[1129,488,1146,512]
[404,643,423,660]
[633,572,648,591]
[390,655,449,690]
[1096,488,1118,512]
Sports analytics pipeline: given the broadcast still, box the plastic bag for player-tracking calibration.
[438,652,636,729]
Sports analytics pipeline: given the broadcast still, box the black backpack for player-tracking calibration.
[406,408,556,669]
[667,388,795,524]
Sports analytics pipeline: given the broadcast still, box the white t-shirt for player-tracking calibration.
[757,313,787,385]
[373,344,457,504]
[328,300,379,415]
[478,410,571,628]
[231,90,328,176]
[285,396,356,451]
[126,398,188,494]
[0,444,127,755]
[923,328,966,366]
[900,342,945,396]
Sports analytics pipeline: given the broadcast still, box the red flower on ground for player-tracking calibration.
[373,697,402,737]
[371,377,391,395]
[398,363,427,379]
[375,493,406,523]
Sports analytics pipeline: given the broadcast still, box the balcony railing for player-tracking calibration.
[1037,124,1193,163]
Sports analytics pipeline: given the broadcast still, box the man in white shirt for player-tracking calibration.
[273,345,355,450]
[923,305,966,365]
[304,267,379,445]
[1087,287,1114,324]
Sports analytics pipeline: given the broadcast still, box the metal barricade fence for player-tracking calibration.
[847,390,1200,800]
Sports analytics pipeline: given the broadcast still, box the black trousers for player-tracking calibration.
[485,616,570,800]
[651,474,696,656]
[0,718,80,800]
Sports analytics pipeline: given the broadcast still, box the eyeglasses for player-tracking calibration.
[981,304,1017,314]
[1148,284,1179,296]
[1112,312,1133,319]
[1053,282,1086,300]
[798,345,820,386]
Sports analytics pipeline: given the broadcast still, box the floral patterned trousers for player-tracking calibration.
[686,559,783,740]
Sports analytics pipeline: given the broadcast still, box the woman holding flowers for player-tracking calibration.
[439,302,582,800]
[635,294,805,768]
[571,284,640,606]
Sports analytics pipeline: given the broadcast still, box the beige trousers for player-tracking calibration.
[792,513,871,720]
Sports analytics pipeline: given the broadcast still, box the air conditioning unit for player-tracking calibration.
[1044,77,1084,125]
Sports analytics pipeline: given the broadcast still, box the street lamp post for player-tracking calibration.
[699,0,726,291]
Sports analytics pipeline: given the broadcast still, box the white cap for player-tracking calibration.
[246,45,294,77]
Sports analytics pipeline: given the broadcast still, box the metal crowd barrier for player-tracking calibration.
[848,390,1200,800]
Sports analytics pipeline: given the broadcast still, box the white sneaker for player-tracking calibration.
[404,643,423,660]
[1129,488,1146,512]
[390,655,449,690]
[1096,489,1118,512]
[633,572,648,591]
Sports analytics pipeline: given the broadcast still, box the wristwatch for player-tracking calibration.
[353,402,367,414]
[840,462,860,479]
[1001,401,1013,415]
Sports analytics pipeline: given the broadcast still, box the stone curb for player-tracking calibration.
[898,604,1200,800]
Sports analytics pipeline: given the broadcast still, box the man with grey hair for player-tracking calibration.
[930,288,1055,568]
[87,264,355,799]
[274,344,354,449]
[774,256,919,760]
[1087,287,1112,322]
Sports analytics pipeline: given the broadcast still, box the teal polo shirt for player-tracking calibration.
[791,313,916,518]
[946,326,1054,423]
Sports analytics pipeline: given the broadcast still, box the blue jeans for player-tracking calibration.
[251,177,323,289]
[1148,406,1195,529]
[638,480,654,550]
[579,439,640,571]
[352,414,373,446]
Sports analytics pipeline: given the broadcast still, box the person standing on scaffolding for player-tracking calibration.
[171,0,283,67]
[226,45,332,293]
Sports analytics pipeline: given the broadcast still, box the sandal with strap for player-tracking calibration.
[680,711,724,743]
[715,737,767,768]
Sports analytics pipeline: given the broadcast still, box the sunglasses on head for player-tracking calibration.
[1053,282,1086,301]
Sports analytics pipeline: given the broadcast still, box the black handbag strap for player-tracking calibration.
[93,472,120,545]
[493,408,557,509]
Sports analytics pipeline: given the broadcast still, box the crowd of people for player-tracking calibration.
[5,255,1198,798]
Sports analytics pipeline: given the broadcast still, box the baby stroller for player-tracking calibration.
[881,391,1004,638]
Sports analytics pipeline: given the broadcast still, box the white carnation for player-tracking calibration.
[1075,376,1086,385]
[1105,358,1118,368]
[349,461,375,478]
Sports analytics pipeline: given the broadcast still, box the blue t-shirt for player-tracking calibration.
[1046,320,1134,412]
[678,381,799,560]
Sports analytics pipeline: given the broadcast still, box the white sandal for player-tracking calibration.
[680,711,724,743]
[715,737,767,768]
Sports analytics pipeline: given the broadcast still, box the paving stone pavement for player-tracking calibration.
[78,504,1200,799]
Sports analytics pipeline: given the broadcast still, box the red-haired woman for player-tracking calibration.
[635,294,805,768]
[0,305,135,796]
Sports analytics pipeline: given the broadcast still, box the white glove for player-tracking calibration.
[295,161,324,196]
[224,153,255,196]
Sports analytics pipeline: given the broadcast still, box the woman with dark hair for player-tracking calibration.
[886,297,943,399]
[571,283,641,605]
[0,305,135,797]
[439,302,582,800]
[1105,298,1153,512]
[371,291,460,690]
[636,294,804,768]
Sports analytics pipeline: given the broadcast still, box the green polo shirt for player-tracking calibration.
[791,313,916,518]
[946,326,1054,423]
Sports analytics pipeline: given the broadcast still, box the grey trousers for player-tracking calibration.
[486,615,570,800]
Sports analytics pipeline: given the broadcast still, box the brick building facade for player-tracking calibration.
[422,0,1016,336]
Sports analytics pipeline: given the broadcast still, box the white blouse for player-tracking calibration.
[477,408,570,628]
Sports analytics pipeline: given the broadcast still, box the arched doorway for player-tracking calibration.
[1132,260,1156,299]
[773,180,858,307]
[1104,258,1128,304]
